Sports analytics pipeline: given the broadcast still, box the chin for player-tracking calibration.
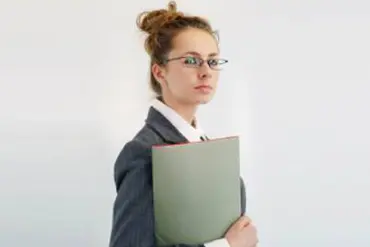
[195,96,212,105]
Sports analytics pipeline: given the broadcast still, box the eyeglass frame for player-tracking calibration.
[161,55,229,70]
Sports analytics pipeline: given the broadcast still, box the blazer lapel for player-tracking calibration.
[145,106,189,145]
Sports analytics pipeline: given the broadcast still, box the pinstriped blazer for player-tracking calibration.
[108,107,246,247]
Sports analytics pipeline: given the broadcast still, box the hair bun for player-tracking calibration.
[167,1,177,12]
[136,1,183,35]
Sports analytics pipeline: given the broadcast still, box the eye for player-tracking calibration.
[208,58,228,69]
[208,59,219,67]
[183,56,199,65]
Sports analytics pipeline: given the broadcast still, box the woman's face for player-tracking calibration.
[152,28,226,106]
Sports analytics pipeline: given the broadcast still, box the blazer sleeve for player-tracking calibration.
[109,140,204,247]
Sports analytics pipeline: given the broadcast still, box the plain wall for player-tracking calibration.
[1,0,369,246]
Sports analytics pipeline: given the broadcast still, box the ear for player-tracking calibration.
[151,63,166,86]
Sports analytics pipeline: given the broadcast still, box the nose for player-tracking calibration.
[198,62,212,80]
[199,72,211,80]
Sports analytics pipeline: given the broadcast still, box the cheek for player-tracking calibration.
[169,67,197,86]
[211,71,220,84]
[179,66,198,79]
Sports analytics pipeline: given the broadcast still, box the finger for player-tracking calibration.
[242,223,257,235]
[238,216,251,228]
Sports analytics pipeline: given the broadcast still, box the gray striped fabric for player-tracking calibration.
[108,107,246,247]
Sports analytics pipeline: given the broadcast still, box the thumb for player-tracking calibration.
[237,216,251,228]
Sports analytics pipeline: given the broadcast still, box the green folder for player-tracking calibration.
[152,136,241,246]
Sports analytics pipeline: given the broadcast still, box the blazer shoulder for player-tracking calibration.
[113,138,151,190]
[119,138,151,161]
[112,125,162,190]
[134,123,165,146]
[116,124,160,161]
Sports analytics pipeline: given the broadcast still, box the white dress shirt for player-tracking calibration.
[151,98,207,142]
[151,98,230,247]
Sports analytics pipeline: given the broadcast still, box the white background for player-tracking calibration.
[1,0,370,246]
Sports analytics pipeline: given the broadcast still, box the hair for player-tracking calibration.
[136,1,218,96]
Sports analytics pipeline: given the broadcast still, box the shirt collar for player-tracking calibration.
[151,98,206,142]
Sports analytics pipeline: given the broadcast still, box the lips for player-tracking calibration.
[194,85,212,90]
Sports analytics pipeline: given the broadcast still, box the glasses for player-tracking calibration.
[163,56,228,70]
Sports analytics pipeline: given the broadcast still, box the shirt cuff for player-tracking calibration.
[204,238,230,247]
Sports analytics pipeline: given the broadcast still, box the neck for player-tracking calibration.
[159,96,198,125]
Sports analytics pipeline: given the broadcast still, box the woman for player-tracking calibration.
[109,2,258,247]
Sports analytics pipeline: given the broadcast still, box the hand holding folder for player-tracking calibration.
[152,136,241,246]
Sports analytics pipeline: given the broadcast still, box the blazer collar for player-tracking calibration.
[145,106,189,144]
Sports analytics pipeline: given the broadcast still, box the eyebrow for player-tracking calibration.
[182,51,219,57]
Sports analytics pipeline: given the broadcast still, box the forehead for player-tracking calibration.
[170,28,219,57]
